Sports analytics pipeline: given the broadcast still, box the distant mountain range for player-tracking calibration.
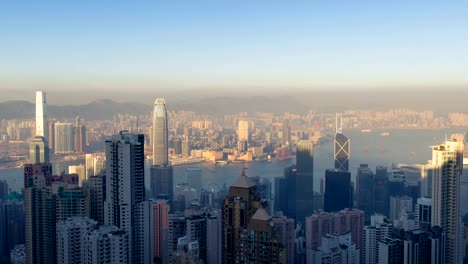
[1,90,467,120]
[0,99,151,120]
[0,96,309,120]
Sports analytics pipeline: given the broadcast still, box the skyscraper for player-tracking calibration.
[357,164,375,222]
[0,199,25,259]
[29,136,49,164]
[153,98,168,166]
[24,176,56,264]
[82,225,130,264]
[56,217,97,264]
[153,199,169,261]
[324,169,352,213]
[237,208,286,263]
[305,209,365,257]
[54,122,75,154]
[431,138,464,264]
[151,166,174,202]
[104,131,145,263]
[296,140,314,174]
[374,165,389,217]
[287,140,315,223]
[363,215,393,264]
[206,211,222,264]
[35,91,47,139]
[74,116,86,153]
[334,113,350,171]
[271,215,295,264]
[48,121,55,150]
[237,118,249,142]
[86,174,105,225]
[282,119,291,146]
[222,169,261,263]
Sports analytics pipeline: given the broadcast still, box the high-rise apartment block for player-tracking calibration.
[431,138,464,264]
[104,131,145,263]
[54,122,75,154]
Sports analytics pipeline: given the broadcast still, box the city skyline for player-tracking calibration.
[1,1,468,262]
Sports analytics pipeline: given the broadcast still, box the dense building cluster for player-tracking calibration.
[0,91,467,264]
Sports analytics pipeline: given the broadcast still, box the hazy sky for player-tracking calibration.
[1,0,468,93]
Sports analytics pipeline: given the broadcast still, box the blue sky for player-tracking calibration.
[1,0,467,92]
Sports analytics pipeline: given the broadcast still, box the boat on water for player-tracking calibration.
[380,132,390,136]
[361,129,372,133]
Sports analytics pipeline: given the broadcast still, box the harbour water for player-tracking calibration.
[1,128,465,194]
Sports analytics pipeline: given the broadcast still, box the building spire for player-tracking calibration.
[336,112,343,134]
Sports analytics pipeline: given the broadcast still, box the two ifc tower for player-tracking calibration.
[150,98,174,202]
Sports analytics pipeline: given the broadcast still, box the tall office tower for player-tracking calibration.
[68,164,86,185]
[186,215,208,263]
[104,131,145,263]
[151,166,174,201]
[35,91,47,139]
[324,169,352,212]
[309,232,359,264]
[292,140,315,223]
[282,119,291,145]
[153,98,169,166]
[73,116,86,153]
[222,169,261,263]
[357,164,375,222]
[389,196,413,222]
[363,214,393,264]
[48,122,55,150]
[166,213,187,263]
[186,167,202,194]
[415,197,432,230]
[305,209,365,257]
[54,122,75,154]
[55,186,86,222]
[82,225,129,264]
[237,118,249,143]
[374,165,389,216]
[378,237,404,264]
[0,179,8,200]
[296,140,314,174]
[274,176,288,214]
[0,200,25,258]
[29,136,49,164]
[206,210,222,264]
[56,217,97,264]
[271,216,295,264]
[237,208,286,263]
[334,113,350,171]
[431,138,464,264]
[86,174,105,225]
